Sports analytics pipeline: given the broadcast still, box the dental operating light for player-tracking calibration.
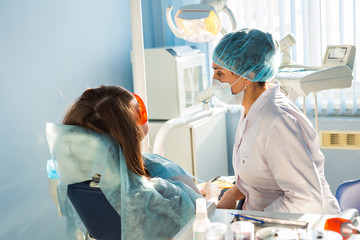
[166,0,237,42]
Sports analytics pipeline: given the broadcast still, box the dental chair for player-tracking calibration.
[67,174,121,240]
[335,178,360,212]
[47,123,199,240]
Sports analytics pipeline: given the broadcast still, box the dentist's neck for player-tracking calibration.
[243,82,269,117]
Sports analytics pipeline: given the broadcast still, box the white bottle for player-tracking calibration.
[193,198,211,240]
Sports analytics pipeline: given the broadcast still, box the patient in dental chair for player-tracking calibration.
[46,85,218,240]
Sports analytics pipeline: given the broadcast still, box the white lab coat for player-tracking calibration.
[233,83,340,214]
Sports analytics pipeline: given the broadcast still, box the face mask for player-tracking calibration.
[235,90,245,105]
[212,77,242,104]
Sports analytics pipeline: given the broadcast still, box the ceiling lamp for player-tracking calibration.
[166,0,237,43]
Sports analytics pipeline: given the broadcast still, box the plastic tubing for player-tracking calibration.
[152,110,213,156]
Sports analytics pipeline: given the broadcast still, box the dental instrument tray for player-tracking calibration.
[276,65,352,97]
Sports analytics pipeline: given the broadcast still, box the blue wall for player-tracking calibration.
[0,0,209,238]
[0,1,132,239]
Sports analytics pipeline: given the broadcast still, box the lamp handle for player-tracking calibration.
[165,5,183,39]
[219,5,236,35]
[223,5,237,31]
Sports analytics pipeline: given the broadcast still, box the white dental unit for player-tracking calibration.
[275,37,356,132]
[145,46,229,181]
[276,44,356,102]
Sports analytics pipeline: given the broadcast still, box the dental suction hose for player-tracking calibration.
[152,110,213,156]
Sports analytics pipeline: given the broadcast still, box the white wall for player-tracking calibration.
[317,117,360,194]
[0,1,133,239]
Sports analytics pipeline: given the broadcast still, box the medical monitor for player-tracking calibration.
[322,45,356,70]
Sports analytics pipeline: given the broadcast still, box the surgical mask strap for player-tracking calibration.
[233,76,249,94]
[230,76,242,87]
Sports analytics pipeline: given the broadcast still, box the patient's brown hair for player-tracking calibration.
[62,85,147,176]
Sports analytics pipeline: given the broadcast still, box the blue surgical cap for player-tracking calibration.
[212,28,280,82]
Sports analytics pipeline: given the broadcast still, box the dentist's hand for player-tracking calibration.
[216,185,245,209]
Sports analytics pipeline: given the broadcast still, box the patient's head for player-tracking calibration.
[62,85,149,176]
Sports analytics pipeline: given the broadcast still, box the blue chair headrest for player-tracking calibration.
[67,180,121,240]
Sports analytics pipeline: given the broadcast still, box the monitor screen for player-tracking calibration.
[328,47,347,59]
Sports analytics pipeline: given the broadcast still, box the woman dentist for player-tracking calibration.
[211,28,340,214]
